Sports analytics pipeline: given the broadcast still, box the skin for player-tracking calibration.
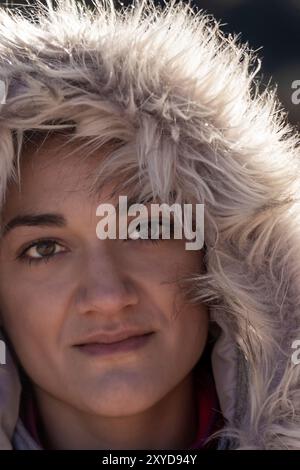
[0,135,209,450]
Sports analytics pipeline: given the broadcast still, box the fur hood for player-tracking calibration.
[0,0,299,450]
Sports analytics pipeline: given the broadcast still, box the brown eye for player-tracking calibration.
[128,220,161,240]
[23,240,64,259]
[33,241,57,257]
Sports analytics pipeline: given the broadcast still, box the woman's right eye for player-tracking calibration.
[17,239,67,265]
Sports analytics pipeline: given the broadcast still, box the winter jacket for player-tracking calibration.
[0,0,299,450]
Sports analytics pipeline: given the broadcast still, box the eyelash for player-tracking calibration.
[126,220,174,245]
[17,238,67,266]
[16,226,167,267]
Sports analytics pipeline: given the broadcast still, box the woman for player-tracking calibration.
[0,0,299,450]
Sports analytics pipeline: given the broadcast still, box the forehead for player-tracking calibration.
[2,134,118,219]
[21,134,101,187]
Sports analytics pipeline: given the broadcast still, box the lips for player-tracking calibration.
[74,331,155,357]
[75,329,154,346]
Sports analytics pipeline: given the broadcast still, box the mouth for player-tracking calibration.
[74,331,155,357]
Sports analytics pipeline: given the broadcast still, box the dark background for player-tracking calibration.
[1,0,300,126]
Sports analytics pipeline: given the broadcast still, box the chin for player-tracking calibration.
[82,397,150,417]
[75,385,159,417]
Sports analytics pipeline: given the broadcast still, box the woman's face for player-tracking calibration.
[0,135,209,417]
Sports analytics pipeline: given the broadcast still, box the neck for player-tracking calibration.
[33,372,198,450]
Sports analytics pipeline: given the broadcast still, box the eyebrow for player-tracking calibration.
[1,213,67,238]
[0,199,157,238]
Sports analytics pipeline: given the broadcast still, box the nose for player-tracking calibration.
[74,246,138,316]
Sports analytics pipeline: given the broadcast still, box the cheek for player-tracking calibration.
[0,275,66,369]
[156,248,209,364]
[136,254,209,367]
[167,301,209,366]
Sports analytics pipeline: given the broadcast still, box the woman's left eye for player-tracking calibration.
[17,239,67,265]
[127,219,175,243]
[127,220,162,244]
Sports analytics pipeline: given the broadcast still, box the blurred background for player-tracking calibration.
[1,0,300,126]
